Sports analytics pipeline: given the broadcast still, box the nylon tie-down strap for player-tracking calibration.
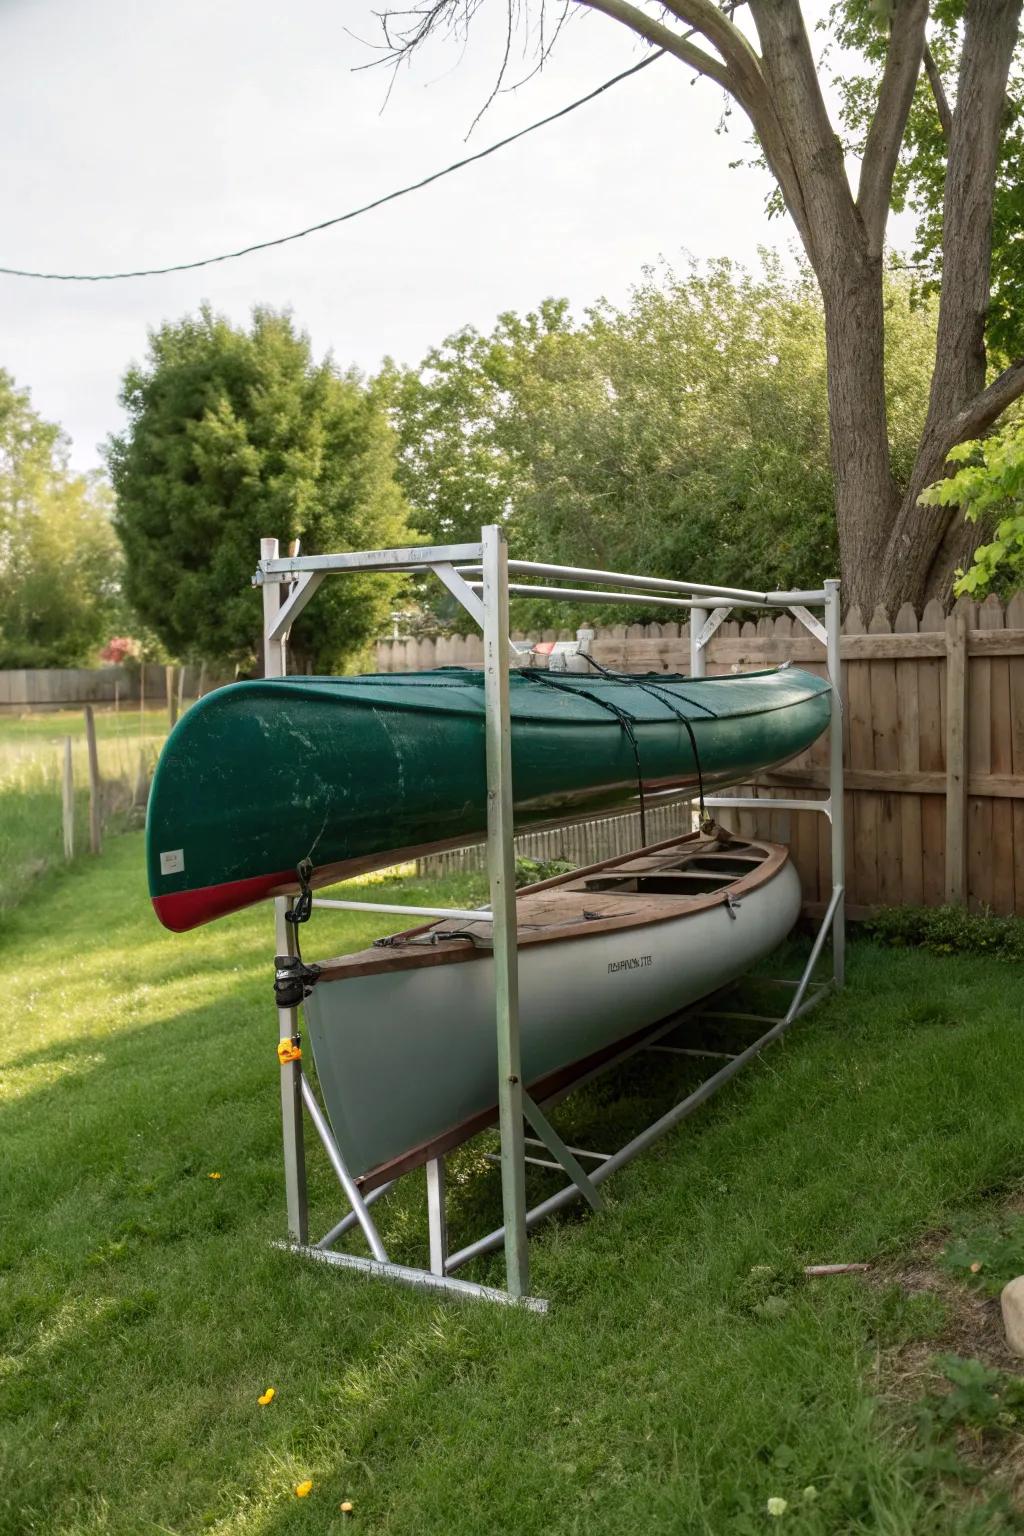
[519,663,714,845]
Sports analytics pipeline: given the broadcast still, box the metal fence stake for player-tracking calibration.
[61,737,74,859]
[83,705,102,855]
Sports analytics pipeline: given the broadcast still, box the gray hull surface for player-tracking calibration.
[304,858,801,1184]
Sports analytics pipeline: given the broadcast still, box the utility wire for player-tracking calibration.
[0,50,664,283]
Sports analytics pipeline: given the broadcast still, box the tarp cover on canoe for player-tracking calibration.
[147,665,831,931]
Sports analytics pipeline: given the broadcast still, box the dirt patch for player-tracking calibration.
[870,1228,1024,1507]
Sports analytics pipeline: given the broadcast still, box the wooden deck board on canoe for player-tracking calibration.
[146,665,831,931]
[302,830,802,1188]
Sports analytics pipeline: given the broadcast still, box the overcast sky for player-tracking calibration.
[2,0,849,475]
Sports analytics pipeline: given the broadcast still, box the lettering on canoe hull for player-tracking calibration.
[608,954,653,974]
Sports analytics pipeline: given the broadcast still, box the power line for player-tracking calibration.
[0,50,664,283]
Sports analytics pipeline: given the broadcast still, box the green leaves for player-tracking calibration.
[0,370,121,667]
[107,307,411,671]
[919,413,1024,597]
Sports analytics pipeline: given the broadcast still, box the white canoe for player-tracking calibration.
[302,831,801,1189]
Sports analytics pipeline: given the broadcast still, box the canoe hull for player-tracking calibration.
[147,666,831,930]
[303,856,801,1185]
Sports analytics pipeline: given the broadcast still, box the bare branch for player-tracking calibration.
[659,0,765,89]
[746,1,858,269]
[857,0,929,256]
[923,42,953,139]
[945,358,1024,447]
[657,0,767,116]
[902,360,1024,550]
[575,0,732,92]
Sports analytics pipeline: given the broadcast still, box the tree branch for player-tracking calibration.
[923,42,953,139]
[944,358,1024,447]
[573,0,819,248]
[857,0,929,256]
[574,0,733,92]
[660,0,765,92]
[746,0,860,271]
[924,0,1024,428]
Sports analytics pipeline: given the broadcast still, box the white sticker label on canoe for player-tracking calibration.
[160,848,185,876]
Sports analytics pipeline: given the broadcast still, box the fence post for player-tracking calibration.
[61,737,75,860]
[944,608,969,906]
[84,705,102,855]
[166,665,178,729]
[132,749,149,809]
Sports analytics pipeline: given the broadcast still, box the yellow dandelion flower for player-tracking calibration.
[208,1172,222,1180]
[257,1388,275,1406]
[295,1480,313,1498]
[340,1501,354,1514]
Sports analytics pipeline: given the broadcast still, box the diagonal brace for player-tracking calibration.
[521,1091,603,1211]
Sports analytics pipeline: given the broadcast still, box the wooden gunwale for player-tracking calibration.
[312,832,788,982]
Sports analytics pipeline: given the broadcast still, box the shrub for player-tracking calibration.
[862,904,1024,961]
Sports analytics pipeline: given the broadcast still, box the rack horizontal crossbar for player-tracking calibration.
[255,542,484,583]
[458,558,827,608]
[705,796,833,818]
[312,898,493,923]
[468,580,703,611]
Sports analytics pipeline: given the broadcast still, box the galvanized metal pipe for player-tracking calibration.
[467,581,702,611]
[783,883,844,1023]
[300,1076,389,1263]
[462,558,828,608]
[316,1180,396,1250]
[277,1241,548,1312]
[825,579,846,988]
[482,525,530,1299]
[312,898,493,923]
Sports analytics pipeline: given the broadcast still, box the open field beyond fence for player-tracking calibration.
[0,708,169,915]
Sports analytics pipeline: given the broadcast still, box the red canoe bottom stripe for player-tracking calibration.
[152,870,295,932]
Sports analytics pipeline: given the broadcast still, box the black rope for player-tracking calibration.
[520,668,650,844]
[578,658,715,833]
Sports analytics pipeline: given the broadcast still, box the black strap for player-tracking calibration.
[579,657,713,833]
[521,668,651,844]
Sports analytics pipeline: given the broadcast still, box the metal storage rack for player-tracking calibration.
[254,525,844,1311]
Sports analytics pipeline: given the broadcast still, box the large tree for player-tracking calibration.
[108,307,411,672]
[382,1,1024,611]
[0,370,120,667]
[390,259,936,617]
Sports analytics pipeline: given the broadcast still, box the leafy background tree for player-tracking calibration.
[0,369,121,667]
[107,306,411,673]
[390,258,936,626]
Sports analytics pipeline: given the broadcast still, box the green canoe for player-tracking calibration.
[147,665,831,931]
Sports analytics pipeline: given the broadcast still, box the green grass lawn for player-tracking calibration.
[2,834,1023,1535]
[0,708,169,916]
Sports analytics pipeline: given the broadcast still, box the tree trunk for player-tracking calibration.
[820,262,899,612]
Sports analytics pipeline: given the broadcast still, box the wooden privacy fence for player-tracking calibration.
[0,663,210,714]
[387,593,1024,918]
